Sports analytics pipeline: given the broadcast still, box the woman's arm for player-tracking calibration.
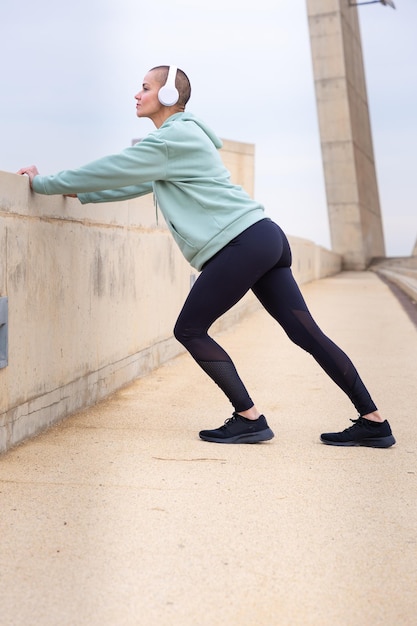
[17,166,154,203]
[18,134,167,196]
[77,183,154,204]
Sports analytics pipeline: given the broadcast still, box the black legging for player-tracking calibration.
[173,218,377,416]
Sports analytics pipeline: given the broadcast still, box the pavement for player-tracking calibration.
[0,271,416,626]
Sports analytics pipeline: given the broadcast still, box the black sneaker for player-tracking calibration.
[199,413,274,444]
[320,417,396,448]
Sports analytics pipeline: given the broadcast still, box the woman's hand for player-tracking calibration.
[17,165,39,188]
[17,166,78,198]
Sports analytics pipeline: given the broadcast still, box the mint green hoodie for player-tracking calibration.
[32,112,266,270]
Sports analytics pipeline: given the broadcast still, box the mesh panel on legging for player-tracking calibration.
[173,317,254,412]
[289,310,376,415]
[196,360,253,413]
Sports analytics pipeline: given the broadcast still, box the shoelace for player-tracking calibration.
[223,414,239,427]
[345,417,365,431]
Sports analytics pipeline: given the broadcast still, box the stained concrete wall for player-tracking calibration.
[306,0,386,269]
[0,140,341,453]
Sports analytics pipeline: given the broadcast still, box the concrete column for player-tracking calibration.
[306,0,386,269]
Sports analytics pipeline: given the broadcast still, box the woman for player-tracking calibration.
[18,65,395,448]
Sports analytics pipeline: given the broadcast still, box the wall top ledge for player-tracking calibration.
[0,170,162,230]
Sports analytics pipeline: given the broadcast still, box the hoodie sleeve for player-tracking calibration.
[32,135,168,196]
[78,182,154,205]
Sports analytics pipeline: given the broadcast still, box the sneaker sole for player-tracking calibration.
[199,428,275,444]
[320,435,396,448]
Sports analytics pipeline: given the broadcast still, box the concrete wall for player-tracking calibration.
[0,141,341,453]
[306,0,386,269]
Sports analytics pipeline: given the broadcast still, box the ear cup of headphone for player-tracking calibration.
[158,66,179,106]
[158,85,179,106]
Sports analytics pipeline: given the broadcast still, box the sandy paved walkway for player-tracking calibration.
[0,271,416,625]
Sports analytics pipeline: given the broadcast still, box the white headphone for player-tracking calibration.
[158,65,179,106]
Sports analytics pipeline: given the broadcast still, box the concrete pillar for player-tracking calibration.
[306,0,386,269]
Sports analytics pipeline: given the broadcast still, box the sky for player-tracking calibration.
[1,0,416,256]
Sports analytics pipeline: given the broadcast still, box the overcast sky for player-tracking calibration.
[1,0,416,256]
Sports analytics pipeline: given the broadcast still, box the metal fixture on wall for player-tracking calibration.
[0,297,8,369]
[348,0,395,7]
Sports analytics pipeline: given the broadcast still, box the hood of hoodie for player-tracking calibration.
[159,112,223,150]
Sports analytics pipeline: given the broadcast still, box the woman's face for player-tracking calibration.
[134,71,164,122]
